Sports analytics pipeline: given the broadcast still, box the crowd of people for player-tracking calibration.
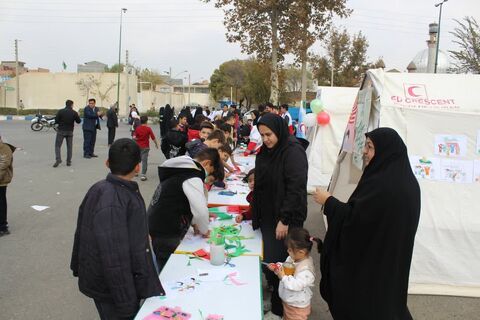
[0,98,421,319]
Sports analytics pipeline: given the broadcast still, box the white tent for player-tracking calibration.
[328,69,480,297]
[307,86,358,189]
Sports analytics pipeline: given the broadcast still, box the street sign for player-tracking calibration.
[5,86,15,91]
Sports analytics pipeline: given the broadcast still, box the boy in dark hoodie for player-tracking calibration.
[148,148,223,271]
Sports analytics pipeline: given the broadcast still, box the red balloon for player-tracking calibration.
[317,111,330,125]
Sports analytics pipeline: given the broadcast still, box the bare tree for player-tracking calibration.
[449,16,480,74]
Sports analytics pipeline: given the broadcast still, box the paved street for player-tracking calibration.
[0,120,478,319]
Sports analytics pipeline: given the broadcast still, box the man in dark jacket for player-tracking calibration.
[82,98,102,158]
[70,138,164,319]
[106,103,119,147]
[53,99,81,167]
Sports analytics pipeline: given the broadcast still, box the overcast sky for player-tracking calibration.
[1,0,478,82]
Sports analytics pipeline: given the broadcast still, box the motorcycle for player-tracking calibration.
[30,114,58,131]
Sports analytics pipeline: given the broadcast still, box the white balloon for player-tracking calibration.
[304,113,317,127]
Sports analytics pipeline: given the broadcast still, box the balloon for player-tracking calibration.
[317,111,330,125]
[310,99,323,114]
[304,113,317,127]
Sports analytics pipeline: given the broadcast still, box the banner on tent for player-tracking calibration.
[352,88,372,170]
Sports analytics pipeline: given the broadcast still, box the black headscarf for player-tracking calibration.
[163,104,174,131]
[251,110,260,126]
[194,107,203,119]
[320,127,420,320]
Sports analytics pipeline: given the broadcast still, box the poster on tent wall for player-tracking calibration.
[352,88,372,170]
[341,97,357,153]
[473,160,480,182]
[477,130,480,154]
[434,134,468,157]
[439,159,474,183]
[410,156,441,180]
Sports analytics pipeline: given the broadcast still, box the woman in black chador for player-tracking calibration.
[315,127,421,320]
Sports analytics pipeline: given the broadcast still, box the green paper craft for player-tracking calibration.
[208,207,221,212]
[212,212,233,220]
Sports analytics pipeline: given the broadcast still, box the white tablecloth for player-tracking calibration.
[134,254,262,320]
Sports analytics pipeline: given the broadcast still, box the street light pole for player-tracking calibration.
[434,0,447,74]
[116,8,127,111]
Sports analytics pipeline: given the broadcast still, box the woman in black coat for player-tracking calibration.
[159,107,165,137]
[252,113,308,318]
[315,127,421,320]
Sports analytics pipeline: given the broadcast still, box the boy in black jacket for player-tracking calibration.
[71,138,164,320]
[161,118,188,159]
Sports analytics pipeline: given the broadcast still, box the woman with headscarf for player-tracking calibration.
[253,113,308,320]
[314,127,421,320]
[159,107,165,137]
[163,104,174,134]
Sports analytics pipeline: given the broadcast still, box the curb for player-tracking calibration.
[0,116,158,123]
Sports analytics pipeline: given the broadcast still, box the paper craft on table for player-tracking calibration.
[205,314,224,320]
[409,156,440,180]
[31,205,49,212]
[218,191,237,196]
[163,276,203,299]
[439,159,473,183]
[197,268,236,282]
[143,306,191,320]
[434,134,468,157]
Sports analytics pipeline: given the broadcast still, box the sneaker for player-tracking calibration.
[66,162,71,166]
[0,229,10,237]
[91,154,98,158]
[263,311,282,320]
[53,161,61,168]
[140,175,147,181]
[84,155,91,159]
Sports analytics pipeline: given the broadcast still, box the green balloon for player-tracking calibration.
[310,99,323,114]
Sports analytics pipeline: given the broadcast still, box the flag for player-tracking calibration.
[296,101,307,140]
[62,61,67,70]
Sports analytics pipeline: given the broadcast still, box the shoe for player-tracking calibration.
[264,311,282,320]
[53,161,62,168]
[91,154,98,157]
[140,176,147,181]
[84,155,92,159]
[66,162,71,166]
[0,229,10,237]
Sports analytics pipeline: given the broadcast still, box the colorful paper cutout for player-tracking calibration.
[143,306,191,320]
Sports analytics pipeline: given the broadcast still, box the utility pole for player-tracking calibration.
[116,8,127,110]
[15,39,19,110]
[188,73,191,105]
[125,49,129,115]
[434,0,448,74]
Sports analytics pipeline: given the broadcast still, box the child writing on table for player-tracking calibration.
[235,169,254,222]
[267,228,321,320]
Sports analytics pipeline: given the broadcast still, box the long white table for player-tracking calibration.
[134,254,262,320]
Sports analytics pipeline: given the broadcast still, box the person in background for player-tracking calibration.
[106,102,119,147]
[199,121,214,140]
[314,128,420,320]
[265,102,279,114]
[148,148,223,271]
[70,139,164,319]
[280,104,294,135]
[187,114,208,142]
[130,106,141,134]
[158,106,165,137]
[54,99,81,167]
[82,98,102,159]
[236,168,255,223]
[0,135,15,236]
[267,228,319,320]
[133,116,159,181]
[163,104,174,134]
[178,114,188,132]
[186,129,225,158]
[161,119,188,159]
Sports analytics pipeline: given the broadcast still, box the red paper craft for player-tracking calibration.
[226,206,240,213]
[193,249,211,260]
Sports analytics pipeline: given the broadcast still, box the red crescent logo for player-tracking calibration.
[408,86,422,97]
